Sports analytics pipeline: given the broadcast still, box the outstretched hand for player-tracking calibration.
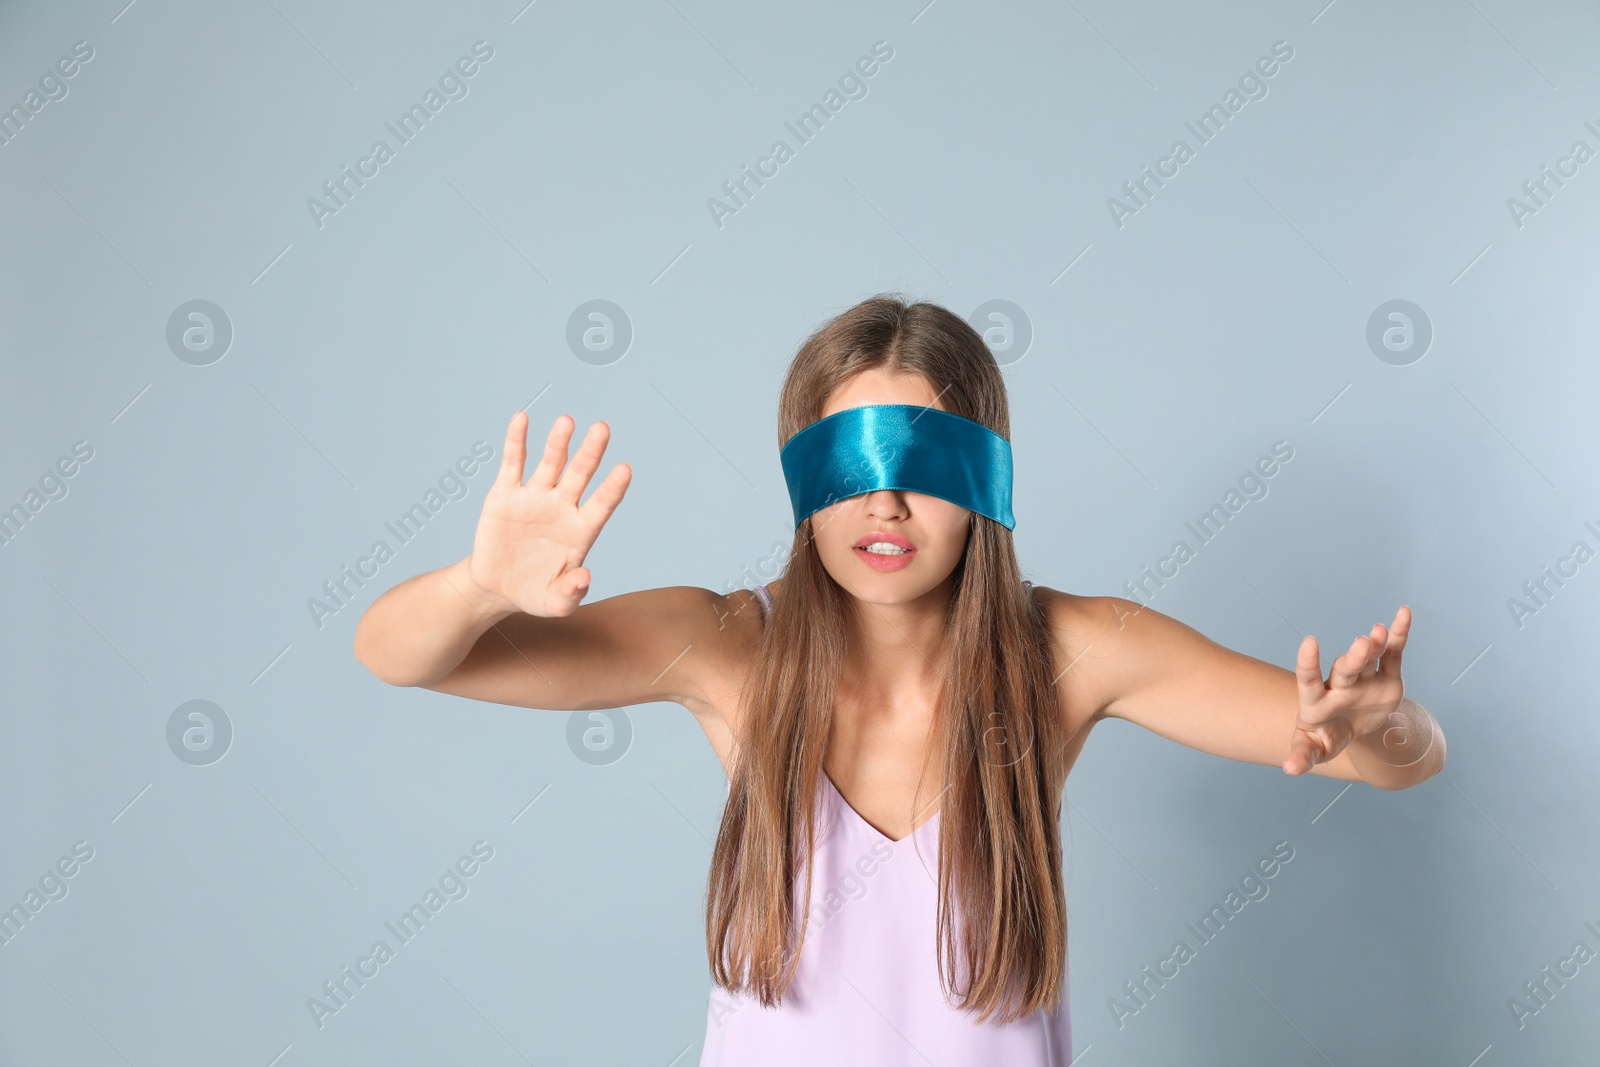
[467,410,632,618]
[1283,605,1412,775]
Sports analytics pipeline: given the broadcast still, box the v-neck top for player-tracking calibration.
[698,580,1072,1066]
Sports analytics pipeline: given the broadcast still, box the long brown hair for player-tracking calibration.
[705,295,1071,1023]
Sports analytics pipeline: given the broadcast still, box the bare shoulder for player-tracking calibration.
[1029,586,1145,737]
[1031,590,1250,726]
[688,583,771,715]
[680,581,777,773]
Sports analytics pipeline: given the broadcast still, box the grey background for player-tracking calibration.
[2,0,1597,1063]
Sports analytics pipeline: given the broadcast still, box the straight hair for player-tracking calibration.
[705,294,1071,1023]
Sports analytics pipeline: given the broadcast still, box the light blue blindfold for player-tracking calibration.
[779,404,1015,530]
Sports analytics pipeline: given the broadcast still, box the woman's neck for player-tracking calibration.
[838,587,952,706]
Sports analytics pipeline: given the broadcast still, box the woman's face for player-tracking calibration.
[807,369,973,604]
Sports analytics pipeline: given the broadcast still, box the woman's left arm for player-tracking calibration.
[1071,597,1446,790]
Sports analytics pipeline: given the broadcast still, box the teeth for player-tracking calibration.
[861,543,909,555]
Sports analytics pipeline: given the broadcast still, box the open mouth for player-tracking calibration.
[853,532,916,570]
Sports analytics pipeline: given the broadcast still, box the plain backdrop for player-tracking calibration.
[3,0,1598,1063]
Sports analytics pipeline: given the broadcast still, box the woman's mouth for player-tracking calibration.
[853,533,916,572]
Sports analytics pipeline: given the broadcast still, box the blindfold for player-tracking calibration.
[779,404,1015,530]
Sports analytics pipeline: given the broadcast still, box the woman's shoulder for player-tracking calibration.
[1027,585,1140,727]
[661,584,776,774]
[1027,582,1096,620]
[1029,583,1140,629]
[1030,587,1207,727]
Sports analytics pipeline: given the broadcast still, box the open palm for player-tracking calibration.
[469,410,631,618]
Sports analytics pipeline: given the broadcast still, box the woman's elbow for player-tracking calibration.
[352,621,413,688]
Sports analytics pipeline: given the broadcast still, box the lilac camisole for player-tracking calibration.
[698,580,1072,1066]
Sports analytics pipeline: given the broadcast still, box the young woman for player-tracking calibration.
[353,296,1445,1066]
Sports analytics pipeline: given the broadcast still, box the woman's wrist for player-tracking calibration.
[449,555,520,622]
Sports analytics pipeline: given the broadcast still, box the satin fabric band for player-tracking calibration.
[778,404,1016,530]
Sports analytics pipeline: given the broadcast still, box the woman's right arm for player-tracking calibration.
[353,559,734,710]
[351,554,520,688]
[352,410,749,712]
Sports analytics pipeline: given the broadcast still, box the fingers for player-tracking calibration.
[1295,635,1326,708]
[525,414,577,490]
[1331,632,1376,688]
[1391,604,1412,642]
[1357,623,1387,680]
[1379,604,1410,677]
[1341,608,1411,682]
[495,409,531,489]
[546,566,593,616]
[567,566,591,596]
[1283,733,1321,775]
[510,415,616,502]
[578,462,633,528]
[555,420,612,503]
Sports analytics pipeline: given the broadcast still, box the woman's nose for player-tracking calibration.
[863,489,908,519]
